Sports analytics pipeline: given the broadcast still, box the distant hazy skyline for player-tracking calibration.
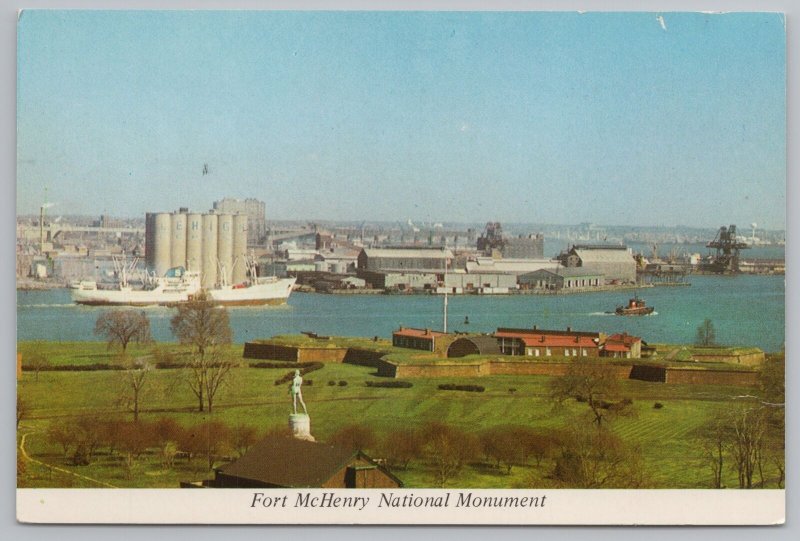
[17,11,785,229]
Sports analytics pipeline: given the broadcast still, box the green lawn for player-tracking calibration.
[17,341,780,489]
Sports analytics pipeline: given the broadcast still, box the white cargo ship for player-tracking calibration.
[72,257,295,307]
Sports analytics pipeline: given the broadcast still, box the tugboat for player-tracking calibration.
[615,295,654,316]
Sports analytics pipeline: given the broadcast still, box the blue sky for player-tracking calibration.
[17,11,786,228]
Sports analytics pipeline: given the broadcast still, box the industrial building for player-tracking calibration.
[212,197,267,246]
[518,268,605,291]
[357,248,453,272]
[476,222,544,259]
[145,208,248,287]
[464,257,554,276]
[559,245,637,284]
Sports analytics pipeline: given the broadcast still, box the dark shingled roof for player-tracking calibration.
[217,436,357,488]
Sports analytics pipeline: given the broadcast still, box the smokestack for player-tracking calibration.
[39,206,45,254]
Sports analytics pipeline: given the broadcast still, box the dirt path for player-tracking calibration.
[18,429,118,488]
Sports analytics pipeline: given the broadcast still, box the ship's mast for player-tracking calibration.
[443,244,448,333]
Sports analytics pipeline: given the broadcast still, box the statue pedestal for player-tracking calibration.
[289,413,315,441]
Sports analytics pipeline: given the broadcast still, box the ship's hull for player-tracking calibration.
[73,288,194,306]
[72,277,296,307]
[615,306,654,316]
[206,278,297,306]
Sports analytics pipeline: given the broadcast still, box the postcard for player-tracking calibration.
[15,9,785,525]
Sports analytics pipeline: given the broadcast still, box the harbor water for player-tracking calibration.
[17,274,785,352]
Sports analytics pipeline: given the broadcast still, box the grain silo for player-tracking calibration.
[144,213,156,271]
[170,211,187,269]
[217,214,234,286]
[186,212,203,272]
[153,213,172,276]
[201,213,218,288]
[232,214,248,284]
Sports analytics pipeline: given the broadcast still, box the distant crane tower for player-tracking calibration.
[706,224,749,273]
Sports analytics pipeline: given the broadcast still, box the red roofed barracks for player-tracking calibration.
[392,326,455,355]
[601,333,643,359]
[494,326,603,358]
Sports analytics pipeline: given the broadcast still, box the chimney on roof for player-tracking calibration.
[425,328,430,335]
[399,325,404,331]
[567,326,572,333]
[533,325,537,330]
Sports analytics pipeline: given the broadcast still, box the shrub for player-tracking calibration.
[653,402,664,409]
[365,380,413,388]
[273,362,324,385]
[438,384,484,393]
[508,388,517,394]
[338,380,348,387]
[328,380,336,386]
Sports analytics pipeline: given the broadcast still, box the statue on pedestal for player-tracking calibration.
[290,369,308,415]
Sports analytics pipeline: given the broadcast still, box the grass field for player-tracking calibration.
[16,341,780,489]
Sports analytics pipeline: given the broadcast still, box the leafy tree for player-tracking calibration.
[47,421,75,458]
[549,357,630,428]
[695,318,716,346]
[182,421,233,470]
[95,310,152,353]
[170,292,233,412]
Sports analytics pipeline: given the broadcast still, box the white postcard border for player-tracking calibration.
[16,488,785,525]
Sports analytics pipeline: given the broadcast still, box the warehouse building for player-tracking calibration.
[357,248,453,272]
[518,268,605,291]
[560,245,636,284]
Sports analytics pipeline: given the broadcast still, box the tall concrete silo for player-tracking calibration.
[170,212,187,269]
[144,213,156,271]
[217,214,234,286]
[232,214,248,283]
[201,214,218,288]
[153,213,172,276]
[186,213,203,273]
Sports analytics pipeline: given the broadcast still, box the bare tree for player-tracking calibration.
[695,318,716,346]
[697,416,730,488]
[551,427,646,488]
[421,422,479,487]
[17,395,27,429]
[231,424,259,457]
[329,425,377,452]
[381,428,424,471]
[169,292,233,412]
[95,310,152,353]
[116,357,152,422]
[26,352,50,382]
[549,357,630,428]
[729,406,767,488]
